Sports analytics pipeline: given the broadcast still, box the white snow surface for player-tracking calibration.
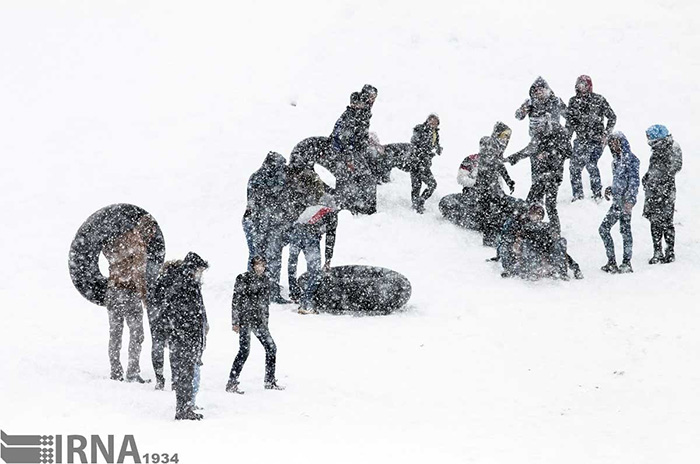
[1,1,700,463]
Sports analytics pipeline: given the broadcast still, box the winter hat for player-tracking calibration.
[646,125,670,141]
[575,75,593,94]
[492,121,511,140]
[350,92,361,104]
[184,252,209,271]
[359,84,378,104]
[265,151,287,167]
[529,76,551,99]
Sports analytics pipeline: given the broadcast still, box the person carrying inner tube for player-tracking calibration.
[102,214,158,383]
[288,193,339,315]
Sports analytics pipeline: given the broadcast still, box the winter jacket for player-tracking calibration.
[103,229,148,296]
[153,258,208,350]
[331,105,372,155]
[474,123,514,196]
[231,271,271,328]
[508,124,571,183]
[278,167,327,231]
[515,77,567,138]
[566,91,616,144]
[244,152,287,224]
[608,132,640,206]
[410,122,442,170]
[642,136,683,219]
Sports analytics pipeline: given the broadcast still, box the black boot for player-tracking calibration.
[662,226,675,263]
[601,259,619,274]
[649,223,664,264]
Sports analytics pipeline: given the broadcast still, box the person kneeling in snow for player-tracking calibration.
[599,132,640,274]
[227,256,283,393]
[501,204,582,280]
[153,252,209,421]
[288,194,338,314]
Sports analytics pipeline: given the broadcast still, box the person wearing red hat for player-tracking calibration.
[566,75,617,202]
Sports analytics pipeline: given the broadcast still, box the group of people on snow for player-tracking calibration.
[453,75,682,279]
[98,75,683,421]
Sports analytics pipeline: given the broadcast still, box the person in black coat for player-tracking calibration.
[507,122,571,234]
[226,256,284,393]
[243,152,290,303]
[642,125,683,264]
[153,252,209,421]
[566,75,617,201]
[409,114,442,213]
[475,122,516,246]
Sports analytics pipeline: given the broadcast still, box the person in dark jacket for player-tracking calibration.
[330,86,378,214]
[507,122,571,234]
[599,132,640,274]
[642,125,683,264]
[475,122,516,246]
[226,256,283,393]
[242,152,290,303]
[409,114,442,213]
[288,194,338,314]
[514,77,567,166]
[153,252,209,421]
[566,75,617,201]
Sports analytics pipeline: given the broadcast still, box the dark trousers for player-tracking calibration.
[170,339,199,416]
[599,204,633,263]
[570,140,603,199]
[410,166,437,210]
[150,325,168,381]
[229,324,277,384]
[527,176,561,234]
[651,219,675,255]
[106,287,144,378]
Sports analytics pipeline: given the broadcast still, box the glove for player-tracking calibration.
[507,180,515,194]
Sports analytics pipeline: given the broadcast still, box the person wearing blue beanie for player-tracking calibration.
[642,125,683,264]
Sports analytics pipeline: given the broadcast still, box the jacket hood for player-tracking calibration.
[609,131,632,154]
[183,252,209,271]
[529,76,552,99]
[262,151,287,169]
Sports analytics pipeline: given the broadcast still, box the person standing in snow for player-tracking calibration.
[474,121,516,246]
[226,256,283,393]
[599,132,640,274]
[409,114,442,213]
[330,85,379,214]
[642,125,683,264]
[153,252,209,420]
[566,75,617,201]
[242,151,290,304]
[102,214,158,383]
[507,122,571,234]
[288,194,339,314]
[514,77,567,163]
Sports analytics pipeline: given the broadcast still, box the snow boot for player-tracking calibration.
[175,410,203,421]
[571,264,584,280]
[662,247,675,264]
[601,260,619,274]
[264,380,286,391]
[225,380,244,394]
[618,261,633,273]
[126,374,150,384]
[648,252,664,265]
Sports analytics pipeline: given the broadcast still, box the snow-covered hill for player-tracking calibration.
[1,1,699,463]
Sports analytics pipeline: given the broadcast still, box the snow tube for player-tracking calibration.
[439,192,480,230]
[68,204,166,306]
[298,265,411,314]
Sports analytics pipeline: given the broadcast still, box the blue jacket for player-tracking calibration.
[609,132,640,206]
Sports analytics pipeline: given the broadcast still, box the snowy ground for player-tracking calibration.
[1,1,700,463]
